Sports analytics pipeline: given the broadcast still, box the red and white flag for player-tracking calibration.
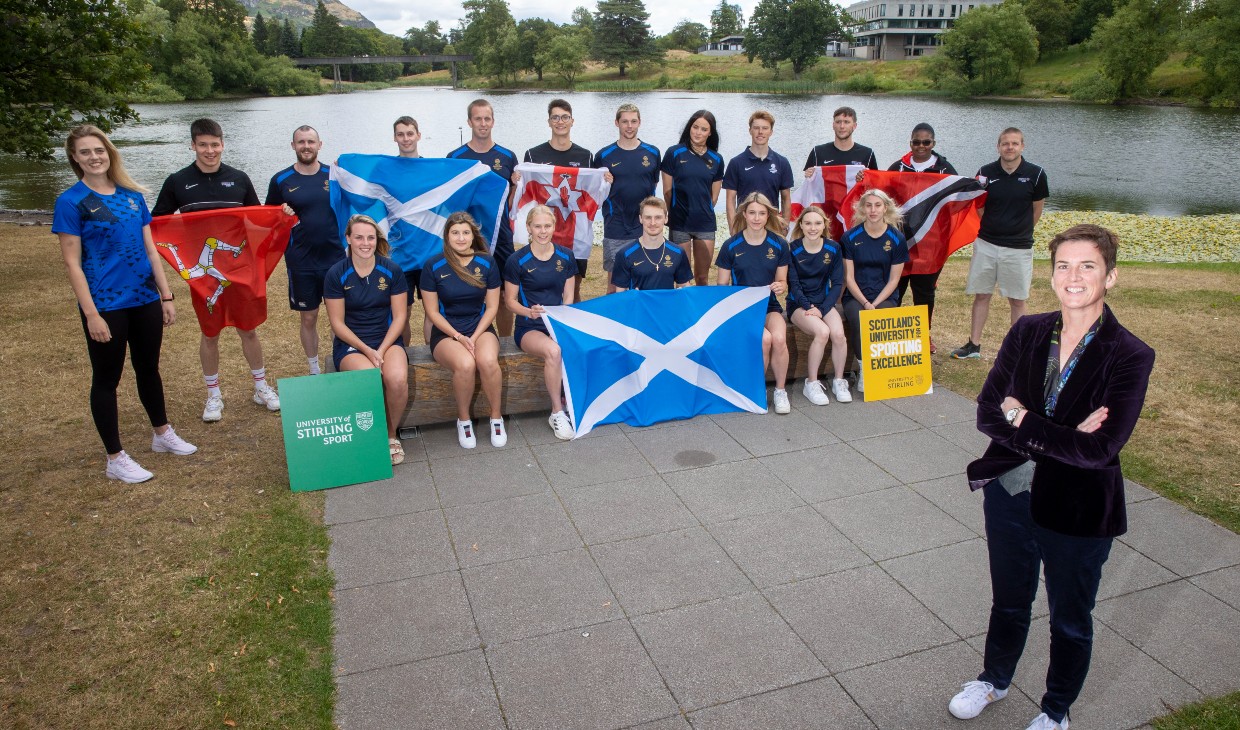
[151,206,296,337]
[790,165,865,241]
[511,163,611,260]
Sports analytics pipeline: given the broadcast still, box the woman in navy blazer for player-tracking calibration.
[948,224,1155,730]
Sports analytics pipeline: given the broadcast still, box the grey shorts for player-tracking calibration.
[602,237,635,273]
[670,229,716,245]
[965,238,1034,300]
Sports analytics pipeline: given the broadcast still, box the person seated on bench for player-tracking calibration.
[421,212,505,449]
[503,205,577,441]
[324,214,410,465]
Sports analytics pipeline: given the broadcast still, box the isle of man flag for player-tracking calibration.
[511,163,611,260]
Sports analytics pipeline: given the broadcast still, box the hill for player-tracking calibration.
[241,0,375,29]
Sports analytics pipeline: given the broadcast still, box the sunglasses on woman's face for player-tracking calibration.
[910,139,934,146]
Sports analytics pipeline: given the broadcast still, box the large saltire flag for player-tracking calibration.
[839,169,987,275]
[542,286,771,438]
[151,206,296,337]
[791,165,865,241]
[511,163,611,260]
[329,155,509,273]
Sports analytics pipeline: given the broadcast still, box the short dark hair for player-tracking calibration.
[833,106,857,121]
[393,116,419,132]
[911,122,935,138]
[190,118,223,141]
[548,99,572,117]
[1049,224,1119,273]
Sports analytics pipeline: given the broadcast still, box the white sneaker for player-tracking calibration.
[948,680,1009,720]
[832,378,853,403]
[549,411,574,440]
[151,425,198,455]
[489,418,507,448]
[253,383,281,411]
[202,394,224,422]
[772,388,791,414]
[105,451,153,483]
[1025,713,1069,730]
[457,419,477,449]
[802,379,829,406]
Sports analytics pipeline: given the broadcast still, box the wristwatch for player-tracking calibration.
[1005,406,1024,425]
[162,292,175,302]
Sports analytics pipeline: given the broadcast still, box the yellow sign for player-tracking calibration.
[860,305,933,401]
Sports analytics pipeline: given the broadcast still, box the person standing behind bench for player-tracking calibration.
[723,111,794,228]
[660,110,724,287]
[421,213,505,450]
[152,118,276,423]
[266,125,343,376]
[597,103,660,294]
[952,127,1049,361]
[54,125,198,484]
[802,105,880,175]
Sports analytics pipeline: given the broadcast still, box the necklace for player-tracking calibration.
[640,242,666,271]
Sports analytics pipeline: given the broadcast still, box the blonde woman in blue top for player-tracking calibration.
[787,205,852,406]
[715,192,792,414]
[52,125,197,484]
[421,212,505,449]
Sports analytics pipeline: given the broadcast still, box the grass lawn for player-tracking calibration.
[0,224,1235,727]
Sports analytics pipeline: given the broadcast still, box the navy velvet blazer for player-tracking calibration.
[968,305,1155,538]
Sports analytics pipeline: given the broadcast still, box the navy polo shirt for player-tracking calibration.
[804,142,879,170]
[722,148,794,206]
[840,225,909,305]
[659,144,724,233]
[503,244,576,334]
[52,181,158,312]
[447,143,518,262]
[595,141,661,239]
[976,158,1049,249]
[715,231,791,311]
[420,252,501,336]
[787,238,845,312]
[266,164,343,272]
[324,254,409,347]
[611,240,692,291]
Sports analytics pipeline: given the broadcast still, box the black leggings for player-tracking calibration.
[897,271,941,325]
[80,302,169,454]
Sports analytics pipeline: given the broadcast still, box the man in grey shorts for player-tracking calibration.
[951,128,1049,360]
[596,104,661,294]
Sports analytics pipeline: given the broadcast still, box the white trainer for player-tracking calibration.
[549,411,574,440]
[151,425,198,455]
[457,419,477,449]
[105,451,154,483]
[772,388,791,414]
[948,680,1009,720]
[202,394,224,422]
[489,418,507,448]
[802,379,830,406]
[1025,713,1069,730]
[832,378,853,403]
[253,383,281,411]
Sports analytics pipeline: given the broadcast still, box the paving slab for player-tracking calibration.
[930,421,990,458]
[1190,564,1240,611]
[444,491,582,567]
[632,592,827,711]
[1119,498,1240,577]
[759,443,900,504]
[883,385,978,428]
[686,677,876,729]
[431,447,550,508]
[324,460,437,525]
[487,620,678,730]
[328,510,457,590]
[628,717,691,729]
[532,430,655,489]
[416,418,529,460]
[710,408,838,457]
[335,650,504,730]
[815,485,975,562]
[1124,478,1159,503]
[810,399,921,441]
[559,475,698,546]
[907,474,985,536]
[708,506,870,588]
[662,459,803,524]
[1095,539,1179,602]
[626,418,748,473]
[848,428,973,484]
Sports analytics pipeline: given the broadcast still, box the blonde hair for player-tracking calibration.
[850,189,904,230]
[791,205,830,241]
[345,215,390,257]
[525,204,556,231]
[442,212,489,289]
[64,125,148,193]
[729,192,786,237]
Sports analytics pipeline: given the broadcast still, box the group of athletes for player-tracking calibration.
[52,97,1047,477]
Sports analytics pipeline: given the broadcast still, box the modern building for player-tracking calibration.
[844,0,1003,59]
[698,35,746,56]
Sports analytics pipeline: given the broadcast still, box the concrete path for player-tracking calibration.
[325,385,1240,730]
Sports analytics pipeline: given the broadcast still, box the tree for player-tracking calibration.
[745,0,846,78]
[710,0,745,40]
[538,33,588,86]
[660,20,709,51]
[280,19,302,57]
[301,0,347,57]
[517,18,560,79]
[0,0,151,158]
[405,20,448,71]
[457,0,518,79]
[1070,0,1115,43]
[593,0,663,76]
[1184,0,1240,103]
[252,12,271,55]
[1012,0,1073,55]
[937,3,1038,94]
[1093,0,1186,98]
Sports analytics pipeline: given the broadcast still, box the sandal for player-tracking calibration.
[389,438,405,466]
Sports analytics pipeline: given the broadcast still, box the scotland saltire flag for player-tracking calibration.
[330,154,509,273]
[542,287,771,438]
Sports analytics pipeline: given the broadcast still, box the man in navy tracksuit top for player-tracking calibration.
[596,103,660,294]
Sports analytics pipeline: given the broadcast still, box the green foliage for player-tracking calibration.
[1070,0,1115,43]
[745,0,846,78]
[937,3,1039,94]
[592,0,662,77]
[710,1,745,40]
[1184,0,1240,104]
[1068,71,1119,101]
[279,19,302,58]
[1093,0,1186,98]
[0,0,150,158]
[538,33,589,86]
[253,56,321,95]
[842,71,881,92]
[1012,0,1073,55]
[252,12,271,52]
[301,0,346,56]
[457,0,518,79]
[516,18,560,79]
[660,20,709,51]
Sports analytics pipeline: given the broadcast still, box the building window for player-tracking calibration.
[939,4,944,15]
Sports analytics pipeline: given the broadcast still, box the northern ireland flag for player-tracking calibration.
[151,206,296,337]
[542,286,771,438]
[839,169,987,275]
[791,165,865,241]
[330,155,509,274]
[511,163,611,260]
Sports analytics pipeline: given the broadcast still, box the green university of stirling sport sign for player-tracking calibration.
[278,369,393,491]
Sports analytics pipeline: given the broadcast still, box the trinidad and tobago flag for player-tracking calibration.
[511,163,611,260]
[151,206,296,337]
[793,166,987,275]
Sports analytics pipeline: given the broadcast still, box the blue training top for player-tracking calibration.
[611,240,692,291]
[787,237,845,312]
[502,244,576,334]
[840,224,909,305]
[266,164,343,273]
[51,181,158,312]
[420,252,501,336]
[324,254,409,347]
[659,144,724,233]
[595,141,661,240]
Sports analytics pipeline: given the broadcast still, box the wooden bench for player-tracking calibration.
[399,328,842,428]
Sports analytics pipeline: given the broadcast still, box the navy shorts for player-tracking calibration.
[766,292,783,314]
[513,323,550,350]
[429,323,497,353]
[287,267,332,311]
[575,259,588,278]
[403,269,423,301]
[333,336,405,372]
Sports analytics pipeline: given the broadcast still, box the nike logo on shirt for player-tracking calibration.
[185,183,198,189]
[344,285,353,290]
[89,206,101,213]
[611,163,621,167]
[440,273,450,279]
[735,251,746,257]
[288,186,300,192]
[744,166,755,171]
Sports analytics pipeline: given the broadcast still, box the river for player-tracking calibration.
[4,88,1239,216]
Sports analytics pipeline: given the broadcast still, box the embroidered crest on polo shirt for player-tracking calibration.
[883,240,892,252]
[642,155,651,167]
[221,181,235,187]
[378,277,388,291]
[555,258,565,272]
[823,252,831,264]
[493,158,503,171]
[769,163,778,174]
[766,247,776,260]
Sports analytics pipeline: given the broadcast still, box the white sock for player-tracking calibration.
[204,374,221,398]
[251,367,267,389]
[307,356,320,375]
